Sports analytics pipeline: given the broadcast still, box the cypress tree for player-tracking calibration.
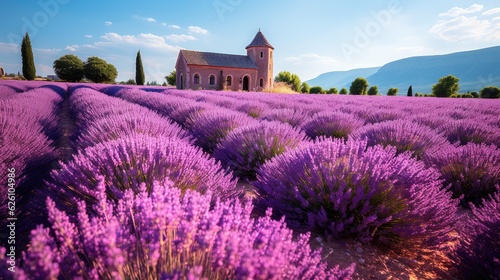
[21,32,36,80]
[135,50,145,85]
[407,85,413,97]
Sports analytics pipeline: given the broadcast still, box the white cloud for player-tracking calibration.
[134,15,157,22]
[0,42,19,53]
[169,24,181,29]
[285,53,338,65]
[105,21,113,26]
[166,34,196,43]
[188,26,208,34]
[85,35,93,38]
[483,7,500,16]
[34,48,61,54]
[98,32,180,52]
[439,4,483,17]
[145,17,156,22]
[429,15,500,42]
[65,45,79,51]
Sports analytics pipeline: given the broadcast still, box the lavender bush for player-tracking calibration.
[188,109,256,153]
[452,191,500,279]
[213,121,309,180]
[48,134,238,210]
[350,120,451,159]
[254,139,458,250]
[300,112,364,140]
[4,178,355,279]
[260,108,306,127]
[426,143,500,207]
[438,119,500,147]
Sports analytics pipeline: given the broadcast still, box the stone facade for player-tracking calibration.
[175,30,274,91]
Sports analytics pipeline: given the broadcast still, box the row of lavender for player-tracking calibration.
[109,86,499,278]
[1,83,354,279]
[0,84,65,250]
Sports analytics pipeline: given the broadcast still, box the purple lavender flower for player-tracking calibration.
[301,111,364,140]
[261,108,309,128]
[426,143,500,207]
[18,178,355,279]
[452,190,500,279]
[350,119,452,159]
[48,134,239,208]
[213,121,310,180]
[254,139,458,250]
[438,119,500,147]
[188,109,256,153]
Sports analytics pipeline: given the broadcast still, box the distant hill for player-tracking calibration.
[306,46,500,95]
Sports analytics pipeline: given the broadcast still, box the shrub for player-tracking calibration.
[349,77,368,95]
[309,86,324,94]
[260,108,306,128]
[48,135,238,211]
[300,112,364,140]
[426,143,500,207]
[327,87,338,94]
[3,178,355,279]
[213,121,309,180]
[480,86,500,99]
[188,109,256,153]
[254,139,458,250]
[432,75,459,97]
[438,119,500,147]
[350,120,451,159]
[76,112,192,149]
[339,88,348,95]
[451,191,500,279]
[387,88,398,96]
[367,86,378,96]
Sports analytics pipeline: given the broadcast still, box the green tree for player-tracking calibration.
[309,86,324,94]
[432,75,459,97]
[327,87,338,94]
[300,82,310,93]
[339,88,348,95]
[274,71,301,92]
[53,54,84,82]
[84,56,118,83]
[387,88,399,96]
[21,32,36,81]
[367,85,378,96]
[480,86,500,98]
[349,77,368,95]
[165,70,176,86]
[135,50,145,85]
[407,85,413,97]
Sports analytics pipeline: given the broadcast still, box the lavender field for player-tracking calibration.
[1,80,499,279]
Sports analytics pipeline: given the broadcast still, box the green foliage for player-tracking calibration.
[309,86,324,94]
[21,33,36,81]
[480,86,500,99]
[300,82,310,93]
[432,75,460,97]
[339,88,348,95]
[327,87,338,94]
[126,79,136,85]
[53,54,84,82]
[367,85,378,96]
[274,71,301,92]
[135,50,145,86]
[165,70,176,86]
[387,88,399,96]
[349,77,368,95]
[84,56,118,84]
[407,85,413,97]
[470,91,479,98]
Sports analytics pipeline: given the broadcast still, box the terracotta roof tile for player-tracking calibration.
[246,31,274,50]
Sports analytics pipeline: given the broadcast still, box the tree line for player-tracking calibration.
[274,70,500,99]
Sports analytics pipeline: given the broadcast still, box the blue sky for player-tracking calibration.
[1,0,500,83]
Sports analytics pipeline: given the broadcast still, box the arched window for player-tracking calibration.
[226,75,232,86]
[260,78,264,88]
[260,51,264,58]
[209,75,215,86]
[193,74,200,85]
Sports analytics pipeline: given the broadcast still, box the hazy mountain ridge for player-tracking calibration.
[306,46,500,94]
